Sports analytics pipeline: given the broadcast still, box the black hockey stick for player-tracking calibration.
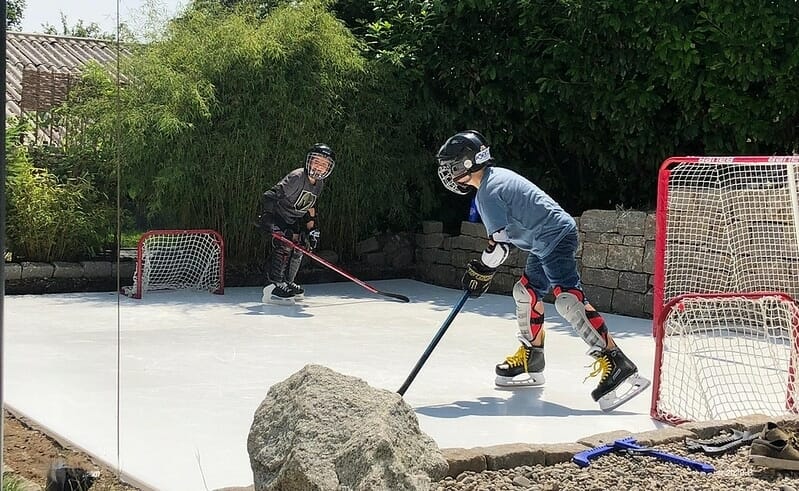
[271,232,410,303]
[397,291,470,396]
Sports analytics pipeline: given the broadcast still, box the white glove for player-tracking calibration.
[490,229,510,243]
[481,241,510,268]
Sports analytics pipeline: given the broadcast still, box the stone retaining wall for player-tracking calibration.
[4,260,137,294]
[441,413,774,476]
[3,232,418,295]
[4,210,657,318]
[215,413,779,488]
[415,209,656,319]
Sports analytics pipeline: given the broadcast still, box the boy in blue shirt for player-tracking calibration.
[436,130,650,412]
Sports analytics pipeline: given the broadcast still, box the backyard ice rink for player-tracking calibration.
[4,279,666,490]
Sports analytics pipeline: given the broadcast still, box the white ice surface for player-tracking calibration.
[5,279,665,490]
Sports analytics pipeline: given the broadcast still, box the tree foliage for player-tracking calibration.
[6,0,25,29]
[365,0,799,212]
[41,12,135,41]
[5,118,116,261]
[78,0,434,260]
[16,0,799,262]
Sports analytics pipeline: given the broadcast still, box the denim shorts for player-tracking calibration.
[523,229,581,300]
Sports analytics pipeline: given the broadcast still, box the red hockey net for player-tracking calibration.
[651,156,799,423]
[122,229,225,299]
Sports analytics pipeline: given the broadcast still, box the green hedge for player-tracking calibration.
[5,119,116,262]
[12,0,799,262]
[79,0,436,260]
[365,0,799,213]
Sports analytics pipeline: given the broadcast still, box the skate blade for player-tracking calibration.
[262,296,296,306]
[495,373,545,388]
[598,374,650,412]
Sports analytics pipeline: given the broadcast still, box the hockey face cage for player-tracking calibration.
[305,152,334,180]
[437,147,491,195]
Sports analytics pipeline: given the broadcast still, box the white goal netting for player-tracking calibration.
[655,157,799,313]
[122,229,224,299]
[652,156,799,423]
[653,293,799,424]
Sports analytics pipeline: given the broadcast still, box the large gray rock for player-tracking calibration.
[247,364,448,491]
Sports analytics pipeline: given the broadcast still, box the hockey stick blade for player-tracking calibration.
[377,290,410,303]
[271,232,410,303]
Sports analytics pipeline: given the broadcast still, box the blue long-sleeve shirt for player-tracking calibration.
[475,166,576,257]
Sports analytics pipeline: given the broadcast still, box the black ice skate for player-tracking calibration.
[495,336,546,388]
[586,347,650,412]
[262,282,295,305]
[286,282,305,300]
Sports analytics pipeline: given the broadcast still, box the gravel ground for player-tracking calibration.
[435,442,799,491]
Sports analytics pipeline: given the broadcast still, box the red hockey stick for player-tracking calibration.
[271,232,410,303]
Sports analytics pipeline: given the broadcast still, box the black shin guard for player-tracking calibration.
[286,249,304,284]
[268,237,293,283]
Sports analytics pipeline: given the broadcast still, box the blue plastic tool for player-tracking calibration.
[572,437,715,473]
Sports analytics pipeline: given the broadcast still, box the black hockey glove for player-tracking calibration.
[462,259,496,298]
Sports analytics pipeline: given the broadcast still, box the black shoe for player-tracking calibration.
[588,348,638,402]
[286,282,304,298]
[262,282,295,304]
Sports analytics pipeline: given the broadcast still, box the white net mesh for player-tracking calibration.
[654,294,799,423]
[661,158,799,303]
[653,157,799,423]
[123,230,224,298]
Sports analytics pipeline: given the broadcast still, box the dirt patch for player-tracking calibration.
[3,410,141,490]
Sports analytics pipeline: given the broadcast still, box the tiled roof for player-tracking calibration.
[5,31,129,117]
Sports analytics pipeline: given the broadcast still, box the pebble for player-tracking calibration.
[435,443,799,490]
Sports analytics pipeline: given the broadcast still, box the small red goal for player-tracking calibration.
[122,229,225,299]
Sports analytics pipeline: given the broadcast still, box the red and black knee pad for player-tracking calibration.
[553,286,584,303]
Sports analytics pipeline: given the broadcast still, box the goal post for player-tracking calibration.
[651,155,799,423]
[651,292,799,424]
[122,229,225,299]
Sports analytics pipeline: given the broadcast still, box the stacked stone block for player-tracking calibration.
[415,209,657,319]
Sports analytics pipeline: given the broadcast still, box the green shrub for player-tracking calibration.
[5,119,116,262]
[76,0,434,260]
[2,474,28,491]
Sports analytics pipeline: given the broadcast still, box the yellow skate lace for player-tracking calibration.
[584,355,611,383]
[505,345,529,372]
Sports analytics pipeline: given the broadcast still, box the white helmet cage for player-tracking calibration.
[305,144,335,180]
[436,131,492,195]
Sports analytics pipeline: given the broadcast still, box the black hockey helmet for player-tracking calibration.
[436,130,492,194]
[305,143,335,180]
